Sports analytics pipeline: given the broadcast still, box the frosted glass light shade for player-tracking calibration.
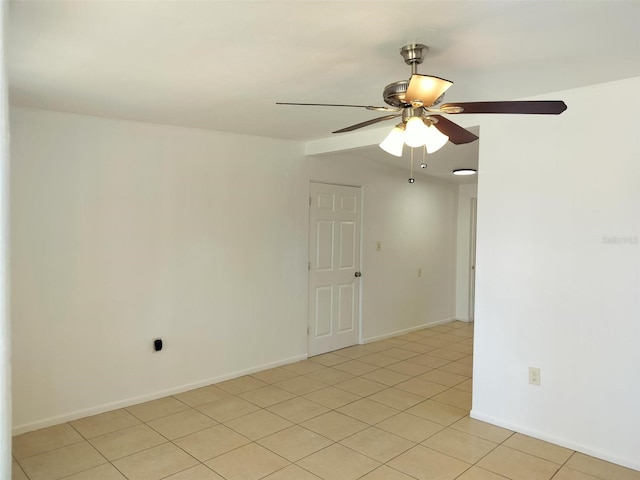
[379,126,405,157]
[423,124,449,153]
[404,117,429,147]
[405,75,453,107]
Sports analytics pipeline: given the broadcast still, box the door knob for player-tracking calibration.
[355,271,362,277]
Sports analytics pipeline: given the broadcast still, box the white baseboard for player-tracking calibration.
[454,317,474,323]
[12,353,307,436]
[361,317,457,344]
[470,410,640,472]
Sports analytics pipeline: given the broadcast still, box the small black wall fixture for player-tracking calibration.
[154,339,163,352]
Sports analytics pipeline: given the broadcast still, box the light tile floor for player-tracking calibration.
[12,321,640,480]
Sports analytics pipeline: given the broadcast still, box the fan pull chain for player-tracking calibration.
[408,148,415,183]
[421,145,428,169]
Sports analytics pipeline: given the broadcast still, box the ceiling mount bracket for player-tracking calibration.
[400,44,428,74]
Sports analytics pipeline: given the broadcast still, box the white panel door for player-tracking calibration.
[308,183,362,356]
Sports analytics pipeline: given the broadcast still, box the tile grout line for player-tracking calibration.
[220,326,476,475]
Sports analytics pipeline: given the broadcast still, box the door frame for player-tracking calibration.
[468,197,477,322]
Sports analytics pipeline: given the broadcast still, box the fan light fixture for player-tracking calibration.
[404,117,430,147]
[379,125,405,157]
[379,117,449,157]
[423,123,449,154]
[404,74,453,107]
[452,169,477,176]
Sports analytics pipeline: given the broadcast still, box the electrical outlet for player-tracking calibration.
[376,241,381,251]
[529,367,541,386]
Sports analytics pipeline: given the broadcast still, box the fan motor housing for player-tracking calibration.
[383,81,410,108]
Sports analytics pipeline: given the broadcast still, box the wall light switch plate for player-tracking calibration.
[529,367,541,386]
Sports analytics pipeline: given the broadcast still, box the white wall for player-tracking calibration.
[455,183,478,321]
[472,77,640,470]
[10,108,309,432]
[10,107,460,433]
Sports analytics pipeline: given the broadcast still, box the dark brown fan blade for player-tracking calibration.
[441,101,567,115]
[333,114,401,133]
[430,115,479,145]
[276,102,398,112]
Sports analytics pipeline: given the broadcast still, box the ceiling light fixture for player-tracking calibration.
[404,117,430,148]
[423,122,449,153]
[404,74,453,108]
[379,124,406,157]
[452,168,477,176]
[379,114,449,158]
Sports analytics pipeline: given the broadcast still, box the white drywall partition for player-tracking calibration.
[472,77,640,470]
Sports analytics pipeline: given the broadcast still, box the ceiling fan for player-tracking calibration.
[277,44,567,160]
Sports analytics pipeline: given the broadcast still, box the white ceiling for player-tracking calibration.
[7,1,640,182]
